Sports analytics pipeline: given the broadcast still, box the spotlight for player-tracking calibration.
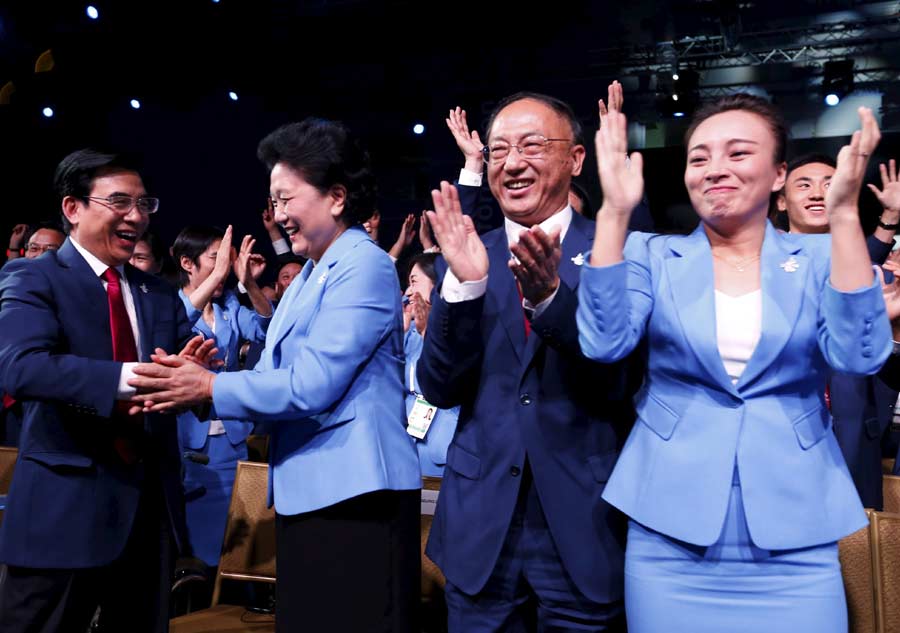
[228,91,238,101]
[413,123,425,135]
[130,99,141,109]
[42,107,54,118]
[672,94,679,102]
[86,5,99,19]
[822,60,853,107]
[674,112,686,118]
[656,68,699,119]
[672,73,679,81]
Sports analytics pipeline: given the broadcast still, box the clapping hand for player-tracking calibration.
[827,107,881,222]
[426,181,488,283]
[868,159,900,220]
[447,107,484,173]
[233,234,267,286]
[509,227,562,306]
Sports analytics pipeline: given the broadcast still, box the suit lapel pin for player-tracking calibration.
[317,271,329,285]
[571,253,585,266]
[139,283,149,293]
[780,256,799,273]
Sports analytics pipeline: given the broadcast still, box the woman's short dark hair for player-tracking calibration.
[53,148,142,233]
[685,93,788,165]
[257,118,376,226]
[406,252,438,287]
[171,225,225,288]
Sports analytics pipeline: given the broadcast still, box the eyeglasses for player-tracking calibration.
[482,135,572,163]
[25,242,60,254]
[85,195,159,215]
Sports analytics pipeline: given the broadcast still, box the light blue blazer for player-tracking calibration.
[212,227,421,515]
[577,222,891,549]
[178,289,270,450]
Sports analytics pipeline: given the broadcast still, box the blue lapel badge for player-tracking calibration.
[780,256,800,273]
[139,283,148,293]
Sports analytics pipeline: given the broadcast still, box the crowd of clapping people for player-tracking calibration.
[1,81,900,633]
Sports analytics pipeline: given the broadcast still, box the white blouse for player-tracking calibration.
[715,289,762,384]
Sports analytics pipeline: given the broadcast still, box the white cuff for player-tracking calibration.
[118,362,138,399]
[523,286,559,320]
[458,168,483,188]
[441,268,487,303]
[272,238,290,255]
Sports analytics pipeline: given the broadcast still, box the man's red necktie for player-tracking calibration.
[103,268,140,463]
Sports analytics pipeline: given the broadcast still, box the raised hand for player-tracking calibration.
[867,159,900,219]
[595,108,644,219]
[233,234,266,285]
[388,213,417,259]
[828,107,881,221]
[213,225,234,283]
[8,223,27,250]
[262,199,283,242]
[426,181,488,282]
[881,252,900,322]
[410,292,431,335]
[446,107,484,172]
[598,80,624,128]
[419,211,437,251]
[509,226,562,305]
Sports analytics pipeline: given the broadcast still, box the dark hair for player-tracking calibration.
[137,229,168,266]
[171,225,225,288]
[53,149,143,233]
[785,152,836,178]
[257,118,376,226]
[23,221,65,247]
[406,252,438,287]
[485,92,583,146]
[569,181,592,213]
[685,93,788,164]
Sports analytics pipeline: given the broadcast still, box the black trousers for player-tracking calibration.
[0,474,174,633]
[275,488,421,633]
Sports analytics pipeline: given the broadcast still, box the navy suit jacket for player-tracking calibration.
[829,234,897,510]
[0,239,193,568]
[417,212,636,603]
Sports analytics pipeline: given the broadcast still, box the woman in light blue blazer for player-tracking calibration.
[577,91,890,632]
[131,118,421,632]
[171,224,272,567]
[402,253,459,476]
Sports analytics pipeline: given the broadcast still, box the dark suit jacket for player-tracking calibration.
[829,234,897,509]
[417,212,636,603]
[0,239,192,568]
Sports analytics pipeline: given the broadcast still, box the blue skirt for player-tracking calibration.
[625,474,847,633]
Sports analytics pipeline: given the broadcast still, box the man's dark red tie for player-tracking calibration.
[103,268,140,463]
[515,281,531,339]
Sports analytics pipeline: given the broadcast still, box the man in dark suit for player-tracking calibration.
[418,91,636,632]
[0,149,196,633]
[777,152,900,509]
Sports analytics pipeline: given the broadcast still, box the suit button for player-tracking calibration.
[519,393,532,406]
[510,466,521,477]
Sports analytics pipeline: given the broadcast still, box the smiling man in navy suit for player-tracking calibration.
[0,149,195,633]
[418,89,636,632]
